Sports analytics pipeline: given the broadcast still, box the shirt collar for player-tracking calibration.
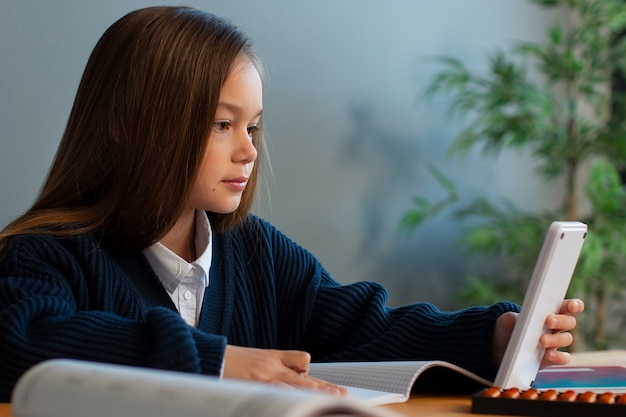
[143,211,212,294]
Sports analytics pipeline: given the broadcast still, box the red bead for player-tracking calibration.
[481,387,502,398]
[521,388,539,400]
[558,390,577,402]
[501,388,521,399]
[577,391,597,403]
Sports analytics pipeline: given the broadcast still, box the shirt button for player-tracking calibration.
[183,290,192,300]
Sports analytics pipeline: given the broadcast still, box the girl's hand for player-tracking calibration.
[223,345,347,396]
[492,299,585,367]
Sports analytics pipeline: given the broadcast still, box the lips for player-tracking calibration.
[223,176,248,191]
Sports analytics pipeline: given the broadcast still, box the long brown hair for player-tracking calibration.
[0,6,265,251]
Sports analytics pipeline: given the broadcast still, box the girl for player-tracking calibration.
[0,6,583,401]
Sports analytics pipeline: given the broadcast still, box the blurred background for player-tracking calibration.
[1,1,564,309]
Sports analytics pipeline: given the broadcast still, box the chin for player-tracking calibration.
[212,203,242,214]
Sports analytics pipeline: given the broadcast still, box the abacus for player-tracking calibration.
[472,386,626,416]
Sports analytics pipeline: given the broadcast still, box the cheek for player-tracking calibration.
[195,168,219,192]
[195,149,220,191]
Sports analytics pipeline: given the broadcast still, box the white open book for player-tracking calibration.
[309,360,492,405]
[11,359,403,417]
[12,358,487,417]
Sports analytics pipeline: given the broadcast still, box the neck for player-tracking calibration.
[161,209,197,262]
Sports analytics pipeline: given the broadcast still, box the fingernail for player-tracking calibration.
[324,387,342,396]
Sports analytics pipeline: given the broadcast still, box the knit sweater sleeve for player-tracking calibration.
[0,234,226,401]
[253,217,520,381]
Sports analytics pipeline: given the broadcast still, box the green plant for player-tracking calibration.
[402,0,626,350]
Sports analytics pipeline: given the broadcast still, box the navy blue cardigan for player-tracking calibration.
[0,214,518,400]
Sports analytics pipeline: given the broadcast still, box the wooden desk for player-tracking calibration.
[2,351,625,417]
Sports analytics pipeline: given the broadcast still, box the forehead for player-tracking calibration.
[224,56,261,85]
[218,55,263,111]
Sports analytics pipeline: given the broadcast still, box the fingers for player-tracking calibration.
[540,348,571,368]
[279,372,348,396]
[546,298,584,332]
[540,330,573,349]
[539,332,574,369]
[223,345,347,396]
[545,312,577,332]
[493,299,583,368]
[280,350,312,375]
[537,299,584,369]
[559,299,584,314]
[274,350,347,395]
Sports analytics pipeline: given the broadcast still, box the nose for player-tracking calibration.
[234,128,257,164]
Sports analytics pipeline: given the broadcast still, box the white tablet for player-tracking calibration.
[493,221,587,390]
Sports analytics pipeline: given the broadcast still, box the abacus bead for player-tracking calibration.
[501,388,521,398]
[539,389,558,401]
[578,391,597,403]
[481,387,502,398]
[598,392,616,404]
[558,390,577,402]
[521,388,539,400]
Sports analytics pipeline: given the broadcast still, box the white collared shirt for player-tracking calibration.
[143,210,212,327]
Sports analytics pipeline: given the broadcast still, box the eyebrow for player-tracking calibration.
[216,102,263,118]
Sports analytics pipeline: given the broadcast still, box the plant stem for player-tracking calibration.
[595,287,606,350]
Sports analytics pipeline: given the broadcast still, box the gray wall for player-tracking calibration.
[1,1,561,308]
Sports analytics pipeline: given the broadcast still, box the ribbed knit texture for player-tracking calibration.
[0,214,519,401]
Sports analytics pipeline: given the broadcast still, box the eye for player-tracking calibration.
[247,124,260,138]
[213,120,231,133]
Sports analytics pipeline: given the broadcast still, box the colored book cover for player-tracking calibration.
[532,366,626,392]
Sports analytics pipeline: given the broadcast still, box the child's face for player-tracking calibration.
[188,55,263,214]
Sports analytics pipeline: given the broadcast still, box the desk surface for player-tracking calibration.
[2,350,625,417]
